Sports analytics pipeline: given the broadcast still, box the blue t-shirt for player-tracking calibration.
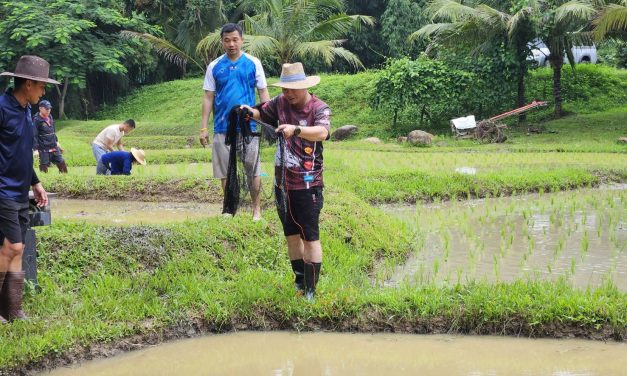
[0,90,39,202]
[101,151,133,175]
[203,53,267,134]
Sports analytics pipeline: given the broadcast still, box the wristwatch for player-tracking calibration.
[293,126,302,136]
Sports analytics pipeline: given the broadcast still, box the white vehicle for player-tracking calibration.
[529,40,597,66]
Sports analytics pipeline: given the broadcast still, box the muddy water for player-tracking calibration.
[39,332,627,376]
[51,199,223,225]
[382,187,626,290]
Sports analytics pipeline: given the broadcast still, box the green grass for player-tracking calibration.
[2,67,625,373]
[1,190,625,372]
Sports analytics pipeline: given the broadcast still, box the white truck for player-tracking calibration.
[529,40,597,66]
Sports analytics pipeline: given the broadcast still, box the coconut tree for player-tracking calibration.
[410,0,539,120]
[196,0,374,69]
[538,0,596,116]
[121,0,230,73]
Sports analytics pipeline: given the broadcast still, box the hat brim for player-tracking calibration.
[270,76,320,89]
[131,148,147,165]
[0,72,60,85]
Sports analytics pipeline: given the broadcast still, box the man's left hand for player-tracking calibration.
[32,182,48,207]
[276,124,299,138]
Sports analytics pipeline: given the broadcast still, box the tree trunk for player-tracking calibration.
[550,56,563,118]
[55,77,69,119]
[517,68,526,123]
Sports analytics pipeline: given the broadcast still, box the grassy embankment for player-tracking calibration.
[0,66,625,373]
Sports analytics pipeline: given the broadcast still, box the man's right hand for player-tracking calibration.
[199,129,209,148]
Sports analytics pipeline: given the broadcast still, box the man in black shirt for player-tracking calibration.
[33,99,67,173]
[0,55,56,323]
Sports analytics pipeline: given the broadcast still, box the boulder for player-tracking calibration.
[397,136,407,144]
[364,137,381,144]
[618,137,627,144]
[407,130,434,146]
[332,125,358,140]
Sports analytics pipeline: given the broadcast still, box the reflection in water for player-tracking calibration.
[39,332,627,376]
[51,199,223,225]
[382,187,626,290]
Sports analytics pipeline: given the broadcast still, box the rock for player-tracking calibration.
[397,136,407,144]
[332,125,358,140]
[407,130,434,146]
[618,137,627,144]
[364,137,381,144]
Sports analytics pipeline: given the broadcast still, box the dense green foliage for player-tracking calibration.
[83,65,627,139]
[0,0,158,118]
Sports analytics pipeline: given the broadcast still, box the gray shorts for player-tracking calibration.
[212,133,261,179]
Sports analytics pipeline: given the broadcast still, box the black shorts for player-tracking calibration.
[39,149,64,166]
[0,199,30,244]
[275,186,323,241]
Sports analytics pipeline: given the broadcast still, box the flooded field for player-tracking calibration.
[39,332,627,376]
[50,199,223,225]
[382,186,626,290]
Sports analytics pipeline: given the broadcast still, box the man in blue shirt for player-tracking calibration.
[199,23,270,221]
[100,148,146,175]
[0,55,56,323]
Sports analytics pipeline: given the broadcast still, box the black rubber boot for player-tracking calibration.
[291,259,305,293]
[57,161,68,173]
[0,272,7,323]
[303,262,321,301]
[3,271,27,321]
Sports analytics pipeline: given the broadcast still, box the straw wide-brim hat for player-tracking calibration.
[0,55,60,85]
[131,147,147,165]
[270,62,320,89]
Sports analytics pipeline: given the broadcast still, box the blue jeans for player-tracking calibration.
[91,143,109,175]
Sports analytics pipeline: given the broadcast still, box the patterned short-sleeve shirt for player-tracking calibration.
[259,94,331,190]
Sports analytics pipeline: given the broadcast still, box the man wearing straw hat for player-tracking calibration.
[0,55,56,323]
[99,147,147,175]
[242,62,331,301]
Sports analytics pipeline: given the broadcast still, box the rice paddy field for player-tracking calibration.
[0,71,625,374]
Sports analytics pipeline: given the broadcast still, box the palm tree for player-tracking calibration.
[122,0,229,73]
[196,0,374,69]
[410,0,538,120]
[538,0,596,116]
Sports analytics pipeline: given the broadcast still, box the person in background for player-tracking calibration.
[91,119,135,175]
[100,147,146,175]
[199,23,270,221]
[0,55,54,323]
[32,99,67,173]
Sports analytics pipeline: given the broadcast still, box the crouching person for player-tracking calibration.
[100,147,146,175]
[0,55,54,322]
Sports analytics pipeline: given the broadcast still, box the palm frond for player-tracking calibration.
[555,0,596,24]
[310,14,374,40]
[195,30,223,62]
[593,3,627,40]
[408,23,457,42]
[427,0,478,22]
[120,30,203,71]
[243,35,280,58]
